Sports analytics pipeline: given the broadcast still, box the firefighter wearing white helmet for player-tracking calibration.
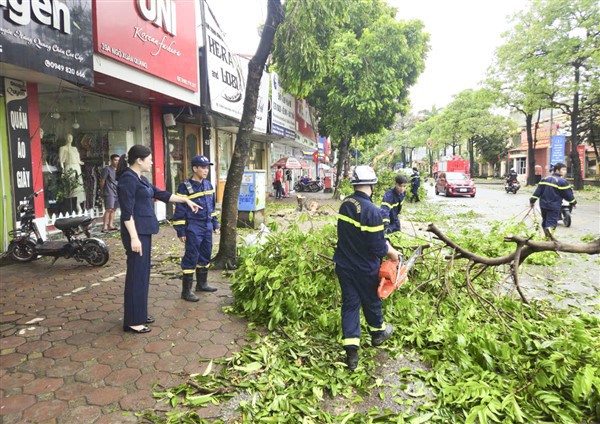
[333,165,401,371]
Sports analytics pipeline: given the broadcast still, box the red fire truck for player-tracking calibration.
[433,156,470,178]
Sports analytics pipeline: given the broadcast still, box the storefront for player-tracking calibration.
[1,0,202,249]
[37,85,151,217]
[201,2,271,203]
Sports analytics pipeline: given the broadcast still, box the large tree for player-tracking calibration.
[490,0,599,189]
[272,0,429,197]
[536,0,599,189]
[433,89,515,177]
[213,1,284,270]
[487,9,553,185]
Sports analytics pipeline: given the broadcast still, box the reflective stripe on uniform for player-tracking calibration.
[369,323,386,332]
[172,220,186,225]
[185,189,215,199]
[343,338,360,347]
[182,269,195,274]
[539,182,572,190]
[196,264,210,269]
[211,212,218,216]
[382,201,399,208]
[338,214,384,232]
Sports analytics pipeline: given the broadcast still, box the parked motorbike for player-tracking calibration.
[7,190,109,266]
[294,179,323,193]
[505,179,520,194]
[559,202,573,227]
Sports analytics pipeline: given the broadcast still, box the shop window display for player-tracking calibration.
[38,85,149,217]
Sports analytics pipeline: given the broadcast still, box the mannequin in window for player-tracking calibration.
[59,133,85,213]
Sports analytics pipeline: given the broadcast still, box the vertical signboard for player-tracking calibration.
[270,72,295,139]
[550,135,566,166]
[203,2,244,118]
[0,0,93,86]
[4,79,33,221]
[577,145,586,179]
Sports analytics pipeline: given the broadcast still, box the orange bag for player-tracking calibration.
[377,259,408,299]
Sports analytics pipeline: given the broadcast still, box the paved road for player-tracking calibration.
[425,181,599,242]
[424,181,599,311]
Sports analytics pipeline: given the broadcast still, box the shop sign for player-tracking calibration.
[270,72,295,139]
[0,0,93,86]
[4,79,33,221]
[94,0,198,92]
[296,99,317,141]
[550,135,566,166]
[253,60,270,134]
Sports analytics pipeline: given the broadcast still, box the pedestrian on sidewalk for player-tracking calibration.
[333,165,400,371]
[380,174,408,234]
[100,154,120,232]
[274,166,285,199]
[172,155,219,302]
[117,145,200,334]
[529,162,577,240]
[409,167,421,202]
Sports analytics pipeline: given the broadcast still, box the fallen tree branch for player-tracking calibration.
[426,223,600,304]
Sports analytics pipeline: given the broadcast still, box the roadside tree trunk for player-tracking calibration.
[525,113,537,186]
[333,135,350,199]
[569,64,583,190]
[213,0,284,270]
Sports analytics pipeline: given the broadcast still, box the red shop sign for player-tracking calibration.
[94,0,198,92]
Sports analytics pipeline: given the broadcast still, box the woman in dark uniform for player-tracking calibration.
[117,145,200,334]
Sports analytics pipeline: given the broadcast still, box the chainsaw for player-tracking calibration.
[377,246,423,299]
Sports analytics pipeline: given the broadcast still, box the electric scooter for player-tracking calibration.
[7,190,109,266]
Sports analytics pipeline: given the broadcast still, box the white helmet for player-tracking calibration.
[352,165,378,185]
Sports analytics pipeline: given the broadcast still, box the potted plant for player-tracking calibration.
[56,168,82,214]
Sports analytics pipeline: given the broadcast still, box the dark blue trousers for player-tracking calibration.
[335,265,385,350]
[181,222,213,272]
[123,235,152,327]
[541,208,560,229]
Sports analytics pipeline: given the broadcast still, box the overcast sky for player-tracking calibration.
[206,0,528,113]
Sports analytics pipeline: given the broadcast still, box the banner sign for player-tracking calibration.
[253,61,270,134]
[270,72,295,139]
[550,135,566,166]
[0,0,93,86]
[94,0,198,91]
[204,2,245,118]
[4,79,33,221]
[577,145,585,179]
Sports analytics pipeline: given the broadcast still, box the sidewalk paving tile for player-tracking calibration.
[0,226,249,422]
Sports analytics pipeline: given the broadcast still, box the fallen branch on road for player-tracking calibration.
[426,222,600,304]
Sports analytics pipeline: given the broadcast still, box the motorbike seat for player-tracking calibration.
[54,216,93,230]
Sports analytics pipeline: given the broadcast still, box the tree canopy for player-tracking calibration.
[272,0,429,192]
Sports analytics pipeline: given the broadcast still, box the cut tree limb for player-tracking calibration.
[426,223,600,305]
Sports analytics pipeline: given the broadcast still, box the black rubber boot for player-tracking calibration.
[345,347,359,371]
[181,274,199,302]
[371,323,394,347]
[195,268,217,292]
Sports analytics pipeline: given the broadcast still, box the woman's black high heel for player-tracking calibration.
[123,326,151,334]
[146,316,155,324]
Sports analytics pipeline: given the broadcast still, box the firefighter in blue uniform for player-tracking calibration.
[333,166,401,370]
[409,167,421,202]
[172,155,220,302]
[529,162,577,240]
[380,174,408,234]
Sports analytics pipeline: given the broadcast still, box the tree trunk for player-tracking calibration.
[468,137,475,176]
[333,135,350,199]
[212,0,283,270]
[570,65,583,190]
[525,113,537,186]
